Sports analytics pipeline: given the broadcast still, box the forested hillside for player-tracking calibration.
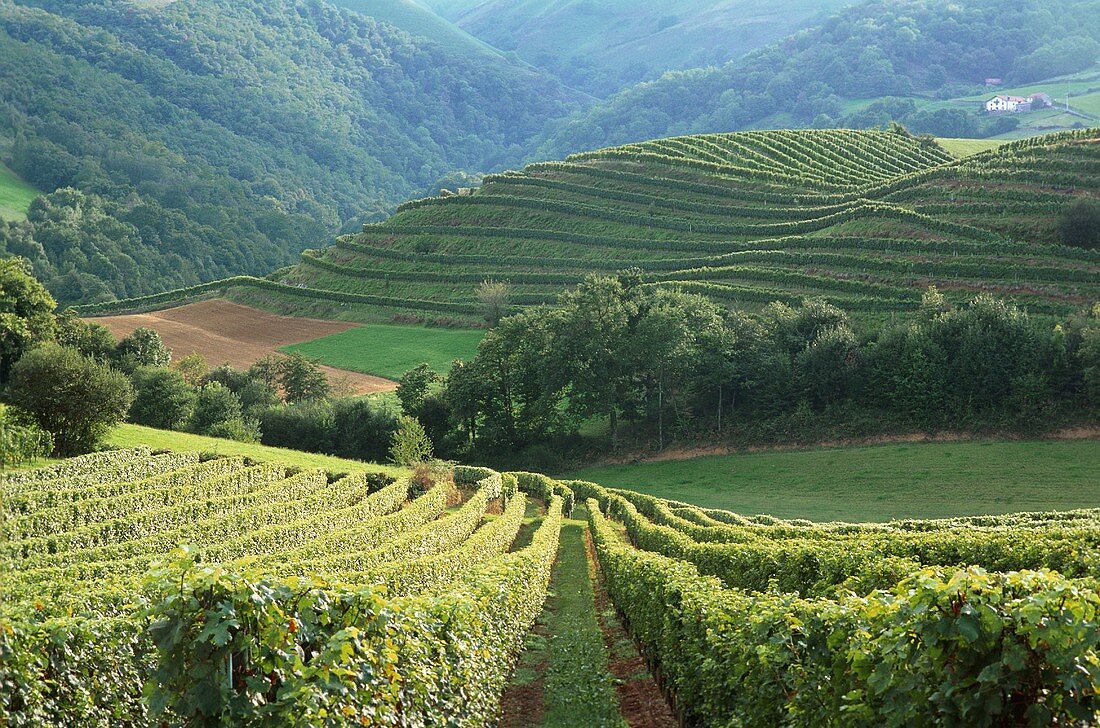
[0,0,573,304]
[537,0,1100,158]
[420,0,853,97]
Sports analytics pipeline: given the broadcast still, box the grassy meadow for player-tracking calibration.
[0,163,41,220]
[108,423,407,477]
[935,137,1008,157]
[282,323,484,379]
[568,439,1100,522]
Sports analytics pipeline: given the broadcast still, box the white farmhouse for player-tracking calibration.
[985,95,1030,113]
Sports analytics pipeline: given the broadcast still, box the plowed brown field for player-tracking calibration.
[91,300,396,394]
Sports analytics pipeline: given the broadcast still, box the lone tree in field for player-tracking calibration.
[476,279,510,326]
[9,344,133,455]
[0,257,57,384]
[389,415,433,465]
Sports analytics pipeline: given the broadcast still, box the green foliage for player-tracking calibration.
[0,257,56,384]
[397,363,441,415]
[1059,199,1100,250]
[0,404,51,469]
[535,0,1100,156]
[256,128,1100,345]
[437,276,1093,458]
[188,382,256,443]
[114,327,171,373]
[0,0,573,302]
[54,310,115,362]
[476,278,510,326]
[389,415,434,466]
[129,367,195,431]
[277,352,330,404]
[8,344,133,455]
[586,491,1100,727]
[429,0,850,97]
[139,493,561,725]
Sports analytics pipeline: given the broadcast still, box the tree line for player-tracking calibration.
[398,273,1100,468]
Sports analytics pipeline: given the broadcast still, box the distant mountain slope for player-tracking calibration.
[422,0,853,96]
[0,0,574,304]
[79,128,1100,325]
[327,0,502,59]
[535,0,1100,157]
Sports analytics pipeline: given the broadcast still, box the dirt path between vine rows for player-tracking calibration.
[90,299,397,395]
[586,530,679,728]
[499,507,676,727]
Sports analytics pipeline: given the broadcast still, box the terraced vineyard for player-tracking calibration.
[0,449,565,724]
[74,128,1100,323]
[5,448,1100,724]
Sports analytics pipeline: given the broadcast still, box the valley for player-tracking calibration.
[1,0,1098,725]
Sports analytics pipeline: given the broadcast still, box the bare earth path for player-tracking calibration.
[90,299,397,395]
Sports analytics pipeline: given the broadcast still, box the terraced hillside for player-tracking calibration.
[0,449,565,724]
[76,129,1100,323]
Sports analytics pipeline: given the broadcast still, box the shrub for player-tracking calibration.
[8,344,133,455]
[189,382,244,437]
[204,417,261,443]
[115,327,172,372]
[331,397,399,462]
[279,352,330,403]
[390,415,433,465]
[0,404,52,468]
[129,366,196,430]
[259,400,336,453]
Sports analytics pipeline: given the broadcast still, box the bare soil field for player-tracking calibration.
[91,299,397,394]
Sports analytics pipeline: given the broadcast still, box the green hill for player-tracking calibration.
[328,0,503,59]
[78,127,1100,325]
[0,0,573,304]
[0,162,40,221]
[535,0,1100,158]
[422,0,852,97]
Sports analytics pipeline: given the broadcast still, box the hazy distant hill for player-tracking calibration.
[535,0,1100,157]
[0,0,574,304]
[328,0,502,59]
[422,0,853,96]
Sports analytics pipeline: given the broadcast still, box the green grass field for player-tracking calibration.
[108,423,408,477]
[282,324,484,379]
[0,163,41,221]
[935,137,1008,157]
[568,439,1100,522]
